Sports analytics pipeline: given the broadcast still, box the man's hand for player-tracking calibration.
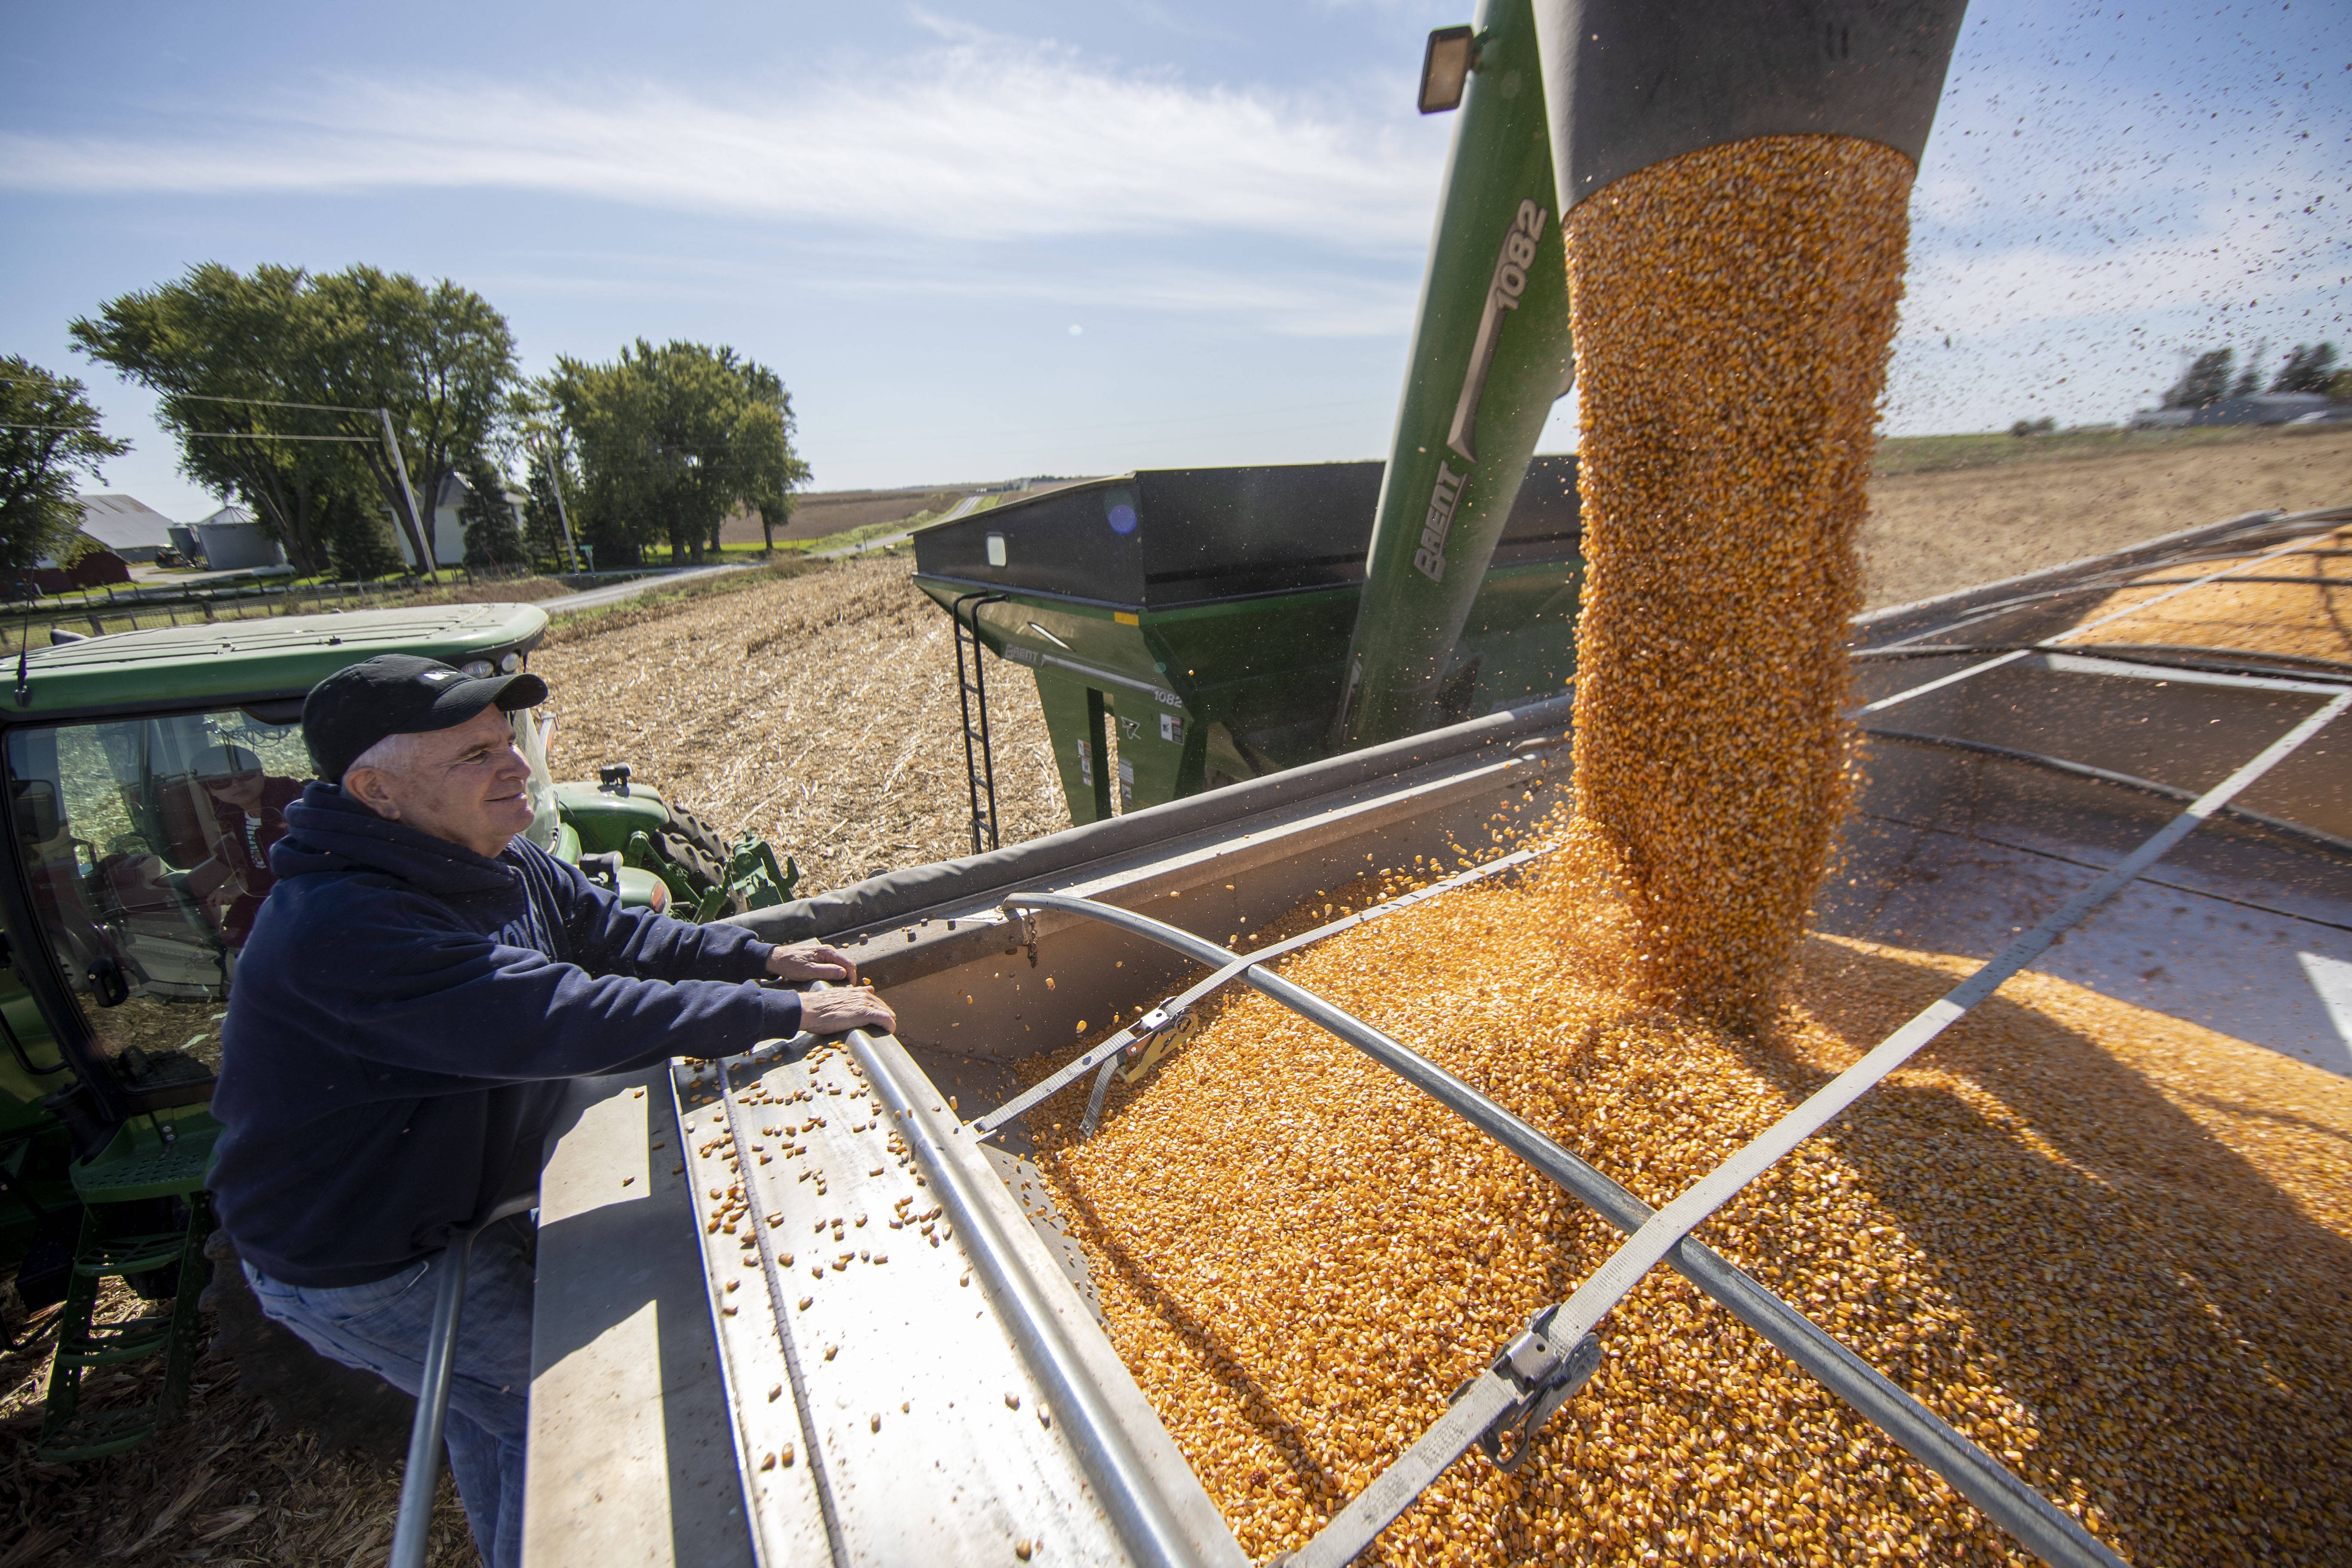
[798,986,896,1036]
[764,940,860,984]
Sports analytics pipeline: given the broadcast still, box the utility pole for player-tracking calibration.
[377,407,439,583]
[542,431,583,574]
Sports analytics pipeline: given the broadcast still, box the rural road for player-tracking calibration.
[812,491,984,560]
[539,490,989,608]
[537,563,745,615]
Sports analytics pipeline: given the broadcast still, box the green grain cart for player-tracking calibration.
[915,0,1582,842]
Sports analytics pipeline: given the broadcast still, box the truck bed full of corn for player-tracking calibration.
[2091,522,2352,665]
[1028,864,2351,1566]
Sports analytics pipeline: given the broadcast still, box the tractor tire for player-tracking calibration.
[199,1229,416,1460]
[665,803,735,868]
[655,828,726,891]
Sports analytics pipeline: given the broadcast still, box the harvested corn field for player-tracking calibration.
[1563,135,1913,1027]
[1026,850,2352,1567]
[0,1277,477,1566]
[531,556,1063,896]
[1861,428,2352,611]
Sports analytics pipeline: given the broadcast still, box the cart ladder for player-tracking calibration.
[950,592,1010,856]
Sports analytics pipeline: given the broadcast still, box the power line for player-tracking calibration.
[181,431,379,443]
[172,393,386,415]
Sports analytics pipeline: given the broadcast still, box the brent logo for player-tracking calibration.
[1418,197,1550,586]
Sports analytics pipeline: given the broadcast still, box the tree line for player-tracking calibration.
[2160,341,2342,410]
[2,262,808,579]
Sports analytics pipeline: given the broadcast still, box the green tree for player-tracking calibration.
[71,263,518,578]
[316,475,404,581]
[307,268,518,574]
[2272,343,2339,395]
[735,360,808,554]
[0,357,128,577]
[458,457,526,570]
[544,340,807,565]
[70,263,351,573]
[2161,348,2235,410]
[508,389,582,570]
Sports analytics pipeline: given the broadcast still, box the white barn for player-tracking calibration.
[392,471,530,569]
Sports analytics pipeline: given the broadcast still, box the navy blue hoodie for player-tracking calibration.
[210,783,802,1288]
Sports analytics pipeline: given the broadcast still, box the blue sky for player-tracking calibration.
[2,0,2344,519]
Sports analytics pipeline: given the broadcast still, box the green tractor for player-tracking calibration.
[0,601,795,1459]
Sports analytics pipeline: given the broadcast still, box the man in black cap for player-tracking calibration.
[208,655,892,1568]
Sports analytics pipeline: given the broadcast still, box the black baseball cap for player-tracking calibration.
[303,654,549,783]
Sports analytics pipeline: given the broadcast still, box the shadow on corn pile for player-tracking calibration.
[1776,938,2351,1567]
[1026,866,2350,1567]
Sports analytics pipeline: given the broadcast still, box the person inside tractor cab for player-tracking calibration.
[184,743,299,944]
[87,740,303,968]
[207,654,896,1568]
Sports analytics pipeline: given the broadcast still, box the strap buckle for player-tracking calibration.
[1450,1307,1602,1473]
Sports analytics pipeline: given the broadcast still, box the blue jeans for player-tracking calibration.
[244,1228,534,1568]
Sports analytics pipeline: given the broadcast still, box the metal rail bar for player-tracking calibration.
[1864,508,2346,654]
[975,848,1546,1139]
[2111,573,2346,587]
[1861,726,2352,858]
[845,1020,1233,1568]
[1854,809,2352,936]
[389,1190,539,1568]
[1285,687,2348,1568]
[1857,523,2333,715]
[1001,889,2119,1568]
[1854,640,2352,683]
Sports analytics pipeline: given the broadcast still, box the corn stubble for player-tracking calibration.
[531,557,1067,897]
[1029,137,2350,1566]
[0,1277,478,1566]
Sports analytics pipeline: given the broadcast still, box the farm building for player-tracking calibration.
[392,470,530,569]
[72,493,176,562]
[191,504,287,570]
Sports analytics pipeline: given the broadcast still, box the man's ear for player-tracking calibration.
[343,766,401,821]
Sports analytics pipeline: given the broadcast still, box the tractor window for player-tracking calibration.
[6,709,309,1086]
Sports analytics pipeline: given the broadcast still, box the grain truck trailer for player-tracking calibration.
[524,499,2347,1567]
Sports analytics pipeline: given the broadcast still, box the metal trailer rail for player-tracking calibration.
[677,1020,1247,1568]
[1857,514,2340,715]
[389,1189,540,1568]
[997,670,2348,1567]
[1855,640,2352,684]
[974,846,1548,1144]
[1853,505,2352,700]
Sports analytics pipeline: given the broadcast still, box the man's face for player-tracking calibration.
[203,770,264,812]
[346,705,536,858]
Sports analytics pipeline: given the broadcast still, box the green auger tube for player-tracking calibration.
[1334,0,1574,751]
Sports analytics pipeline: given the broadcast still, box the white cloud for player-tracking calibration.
[799,255,1417,337]
[0,32,1440,254]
